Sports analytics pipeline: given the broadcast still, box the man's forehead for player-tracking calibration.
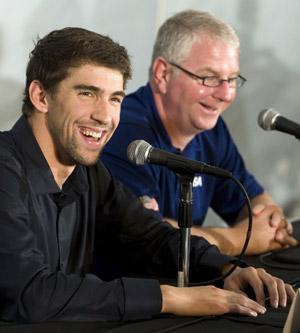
[62,64,125,90]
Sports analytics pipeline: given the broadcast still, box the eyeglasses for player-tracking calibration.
[169,62,247,88]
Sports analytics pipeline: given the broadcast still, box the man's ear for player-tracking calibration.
[151,57,170,94]
[28,80,49,113]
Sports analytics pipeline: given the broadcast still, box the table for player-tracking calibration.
[1,222,300,333]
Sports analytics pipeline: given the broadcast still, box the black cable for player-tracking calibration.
[259,251,300,271]
[190,174,253,286]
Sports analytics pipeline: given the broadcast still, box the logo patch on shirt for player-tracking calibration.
[193,176,202,188]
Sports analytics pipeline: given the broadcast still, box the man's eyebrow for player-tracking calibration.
[73,84,125,97]
[112,91,126,98]
[73,84,100,92]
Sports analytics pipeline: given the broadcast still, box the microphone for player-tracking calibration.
[127,140,232,178]
[258,108,300,140]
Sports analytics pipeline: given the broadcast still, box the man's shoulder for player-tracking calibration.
[0,131,24,179]
[114,85,166,145]
[123,84,153,108]
[0,130,19,160]
[121,85,156,123]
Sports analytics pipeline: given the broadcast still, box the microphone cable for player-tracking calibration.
[190,174,253,286]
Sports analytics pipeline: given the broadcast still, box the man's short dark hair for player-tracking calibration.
[22,27,132,116]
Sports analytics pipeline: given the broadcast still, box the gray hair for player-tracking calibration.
[151,10,240,66]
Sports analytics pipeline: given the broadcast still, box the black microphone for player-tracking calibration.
[258,108,300,140]
[127,140,232,178]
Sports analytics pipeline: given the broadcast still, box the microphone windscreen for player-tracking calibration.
[127,140,151,165]
[258,108,279,130]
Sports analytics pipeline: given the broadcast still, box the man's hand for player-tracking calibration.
[252,203,296,246]
[160,266,294,318]
[139,195,159,211]
[233,204,297,255]
[160,284,266,317]
[223,266,295,308]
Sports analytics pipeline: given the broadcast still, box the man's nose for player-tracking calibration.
[213,81,236,103]
[91,99,113,124]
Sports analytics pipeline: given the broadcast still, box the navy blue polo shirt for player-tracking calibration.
[102,84,264,225]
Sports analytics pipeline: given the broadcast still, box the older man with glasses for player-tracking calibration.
[102,10,297,256]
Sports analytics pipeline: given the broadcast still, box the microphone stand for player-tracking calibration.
[176,173,194,287]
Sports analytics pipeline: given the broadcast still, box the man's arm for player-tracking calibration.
[142,193,297,256]
[160,266,295,317]
[0,157,164,323]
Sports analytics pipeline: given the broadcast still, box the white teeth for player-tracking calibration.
[81,128,102,139]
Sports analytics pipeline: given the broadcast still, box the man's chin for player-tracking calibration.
[80,154,101,166]
[71,149,103,167]
[197,116,219,132]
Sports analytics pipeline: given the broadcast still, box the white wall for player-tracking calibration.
[0,0,299,222]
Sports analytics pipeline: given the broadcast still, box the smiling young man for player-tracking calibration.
[28,64,124,187]
[102,10,297,256]
[0,26,294,323]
